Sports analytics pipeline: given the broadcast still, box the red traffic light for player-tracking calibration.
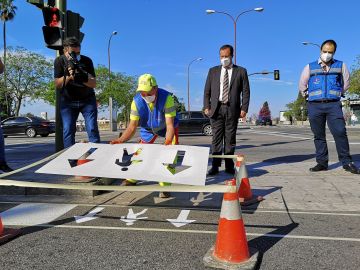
[42,7,62,28]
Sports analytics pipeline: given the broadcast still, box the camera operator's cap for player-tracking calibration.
[137,73,157,92]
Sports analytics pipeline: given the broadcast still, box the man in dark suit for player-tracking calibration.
[203,44,250,175]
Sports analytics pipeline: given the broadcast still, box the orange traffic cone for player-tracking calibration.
[203,179,259,269]
[235,155,264,206]
[0,215,21,244]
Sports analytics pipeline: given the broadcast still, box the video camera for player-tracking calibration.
[67,51,88,84]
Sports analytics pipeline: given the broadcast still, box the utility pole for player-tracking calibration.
[55,0,66,152]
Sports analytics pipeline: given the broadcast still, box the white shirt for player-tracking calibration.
[219,65,233,102]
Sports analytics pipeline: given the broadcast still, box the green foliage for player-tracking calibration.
[172,94,186,112]
[5,46,53,116]
[284,92,307,121]
[95,65,137,125]
[0,0,17,22]
[349,56,360,97]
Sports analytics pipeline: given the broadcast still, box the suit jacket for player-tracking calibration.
[203,65,250,118]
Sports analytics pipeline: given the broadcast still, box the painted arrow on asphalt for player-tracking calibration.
[74,207,104,223]
[120,208,148,226]
[166,210,196,228]
[163,150,191,175]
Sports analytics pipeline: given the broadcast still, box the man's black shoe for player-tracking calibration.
[0,163,13,173]
[207,167,219,176]
[225,168,235,175]
[309,164,328,172]
[343,163,360,174]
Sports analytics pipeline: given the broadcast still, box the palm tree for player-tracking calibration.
[0,0,17,117]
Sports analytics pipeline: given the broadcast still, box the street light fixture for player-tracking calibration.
[302,41,320,48]
[187,57,203,112]
[206,7,264,64]
[108,30,118,131]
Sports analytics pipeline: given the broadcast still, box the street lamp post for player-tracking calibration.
[300,105,304,125]
[187,57,203,112]
[206,7,264,64]
[108,30,118,131]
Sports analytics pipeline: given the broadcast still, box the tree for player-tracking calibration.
[0,0,17,117]
[284,92,307,121]
[94,65,137,126]
[258,101,271,119]
[349,55,360,97]
[5,47,53,116]
[172,94,186,112]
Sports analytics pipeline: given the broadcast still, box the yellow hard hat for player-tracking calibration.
[137,73,158,92]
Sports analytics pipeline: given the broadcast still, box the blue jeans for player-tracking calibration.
[308,101,352,166]
[60,95,101,148]
[0,119,6,164]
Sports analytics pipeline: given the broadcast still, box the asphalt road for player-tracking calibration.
[1,125,360,270]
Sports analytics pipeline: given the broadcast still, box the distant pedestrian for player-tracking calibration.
[298,39,359,174]
[54,37,100,148]
[0,58,13,173]
[203,44,250,176]
[351,114,358,126]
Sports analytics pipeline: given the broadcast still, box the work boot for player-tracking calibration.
[309,164,328,172]
[159,192,171,198]
[0,163,13,173]
[120,180,137,186]
[343,163,360,174]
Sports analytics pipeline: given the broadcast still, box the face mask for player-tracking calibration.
[320,52,333,63]
[142,95,156,103]
[221,57,231,67]
[76,54,81,61]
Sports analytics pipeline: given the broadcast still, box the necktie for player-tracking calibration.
[222,68,229,103]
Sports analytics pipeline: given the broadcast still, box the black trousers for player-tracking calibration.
[210,104,239,169]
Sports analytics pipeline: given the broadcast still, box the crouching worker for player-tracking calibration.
[110,74,179,198]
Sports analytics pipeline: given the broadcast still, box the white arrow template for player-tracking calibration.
[74,207,104,224]
[36,143,209,186]
[120,209,148,226]
[166,210,196,228]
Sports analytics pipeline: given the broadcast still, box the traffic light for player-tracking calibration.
[42,7,64,50]
[66,10,85,43]
[274,69,280,80]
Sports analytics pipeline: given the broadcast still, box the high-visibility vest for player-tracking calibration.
[134,88,179,142]
[308,59,343,101]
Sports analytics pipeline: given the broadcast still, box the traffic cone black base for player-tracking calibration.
[203,246,259,270]
[0,226,21,245]
[240,195,264,207]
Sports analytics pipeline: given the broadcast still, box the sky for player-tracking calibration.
[5,0,360,119]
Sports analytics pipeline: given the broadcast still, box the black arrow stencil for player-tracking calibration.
[163,150,191,175]
[115,148,143,171]
[68,147,97,168]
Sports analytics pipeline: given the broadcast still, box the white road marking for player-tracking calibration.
[1,202,359,217]
[26,224,360,242]
[74,207,104,224]
[166,210,196,228]
[120,208,148,226]
[0,203,77,226]
[247,130,360,144]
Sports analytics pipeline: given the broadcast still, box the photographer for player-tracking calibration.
[54,37,100,148]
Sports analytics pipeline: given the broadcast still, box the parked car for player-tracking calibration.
[178,111,212,136]
[1,116,55,138]
[256,116,272,126]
